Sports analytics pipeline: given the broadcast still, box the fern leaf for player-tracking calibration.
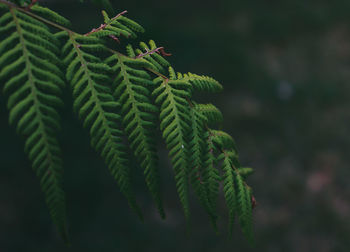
[189,105,218,227]
[235,171,254,244]
[31,5,71,27]
[218,151,237,235]
[125,44,136,58]
[202,131,221,217]
[133,40,171,74]
[237,167,254,178]
[152,68,192,221]
[0,3,255,243]
[211,129,237,151]
[195,103,223,126]
[0,8,67,240]
[61,32,143,219]
[87,10,144,39]
[140,41,170,66]
[183,72,223,93]
[106,52,165,218]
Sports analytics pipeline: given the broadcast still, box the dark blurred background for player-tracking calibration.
[1,0,350,251]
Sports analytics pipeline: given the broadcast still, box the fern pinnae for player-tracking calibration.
[194,98,254,238]
[235,170,254,244]
[237,167,254,178]
[152,68,192,221]
[0,7,68,240]
[189,105,218,227]
[218,151,237,236]
[211,130,238,152]
[183,72,223,93]
[133,40,171,75]
[30,5,71,27]
[86,10,144,40]
[107,51,165,218]
[212,129,254,241]
[195,103,223,126]
[139,41,170,67]
[202,131,221,217]
[62,32,143,219]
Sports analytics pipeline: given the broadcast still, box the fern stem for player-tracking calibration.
[84,10,127,36]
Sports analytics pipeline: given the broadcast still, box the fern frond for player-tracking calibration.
[202,131,221,216]
[0,8,67,240]
[139,41,170,66]
[214,129,253,242]
[195,103,223,126]
[237,167,254,178]
[0,3,255,244]
[133,40,171,74]
[152,68,192,221]
[31,5,71,27]
[218,151,237,235]
[125,44,136,58]
[235,171,254,244]
[183,72,223,93]
[86,10,144,39]
[106,52,165,218]
[211,129,237,151]
[189,105,218,227]
[61,32,143,219]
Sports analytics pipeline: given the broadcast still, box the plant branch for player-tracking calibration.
[136,47,172,58]
[84,10,127,36]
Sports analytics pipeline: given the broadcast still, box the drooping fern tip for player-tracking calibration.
[0,0,255,244]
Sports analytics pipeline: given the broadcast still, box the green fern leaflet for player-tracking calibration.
[0,6,67,240]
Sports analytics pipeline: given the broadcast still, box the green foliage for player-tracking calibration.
[218,151,237,235]
[195,103,223,126]
[202,131,221,221]
[106,52,164,218]
[0,0,255,245]
[189,105,218,228]
[0,5,67,240]
[61,32,143,219]
[152,70,193,221]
